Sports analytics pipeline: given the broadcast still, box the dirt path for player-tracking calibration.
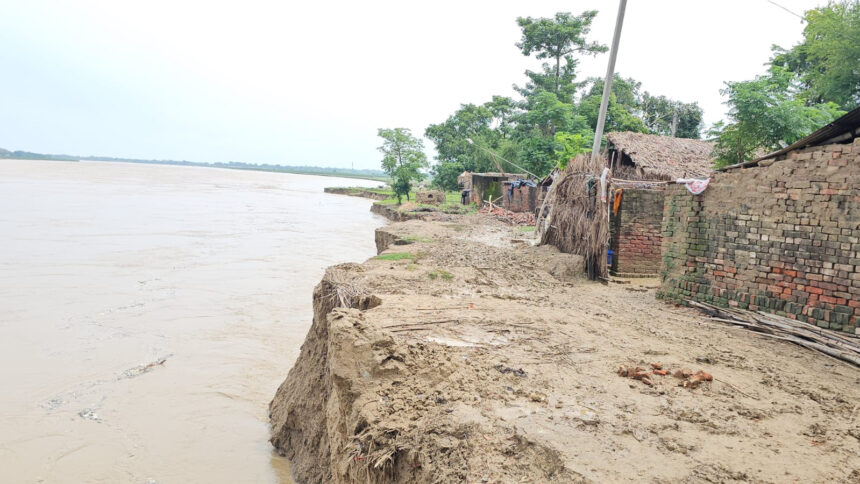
[270,215,860,483]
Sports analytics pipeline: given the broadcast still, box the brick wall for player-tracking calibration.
[658,140,860,333]
[502,183,538,213]
[610,189,665,275]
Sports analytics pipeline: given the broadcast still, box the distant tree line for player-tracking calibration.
[0,148,388,180]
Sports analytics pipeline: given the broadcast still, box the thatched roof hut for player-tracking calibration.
[606,132,715,180]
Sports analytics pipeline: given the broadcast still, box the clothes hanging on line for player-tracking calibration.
[613,188,623,215]
[506,179,536,203]
[676,178,711,195]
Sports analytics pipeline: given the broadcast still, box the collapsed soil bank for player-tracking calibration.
[324,187,390,200]
[270,215,860,483]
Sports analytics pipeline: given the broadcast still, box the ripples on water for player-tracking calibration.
[0,160,385,483]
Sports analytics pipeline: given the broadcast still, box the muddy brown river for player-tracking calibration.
[0,160,385,483]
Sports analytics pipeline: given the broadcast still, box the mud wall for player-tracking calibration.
[370,203,413,222]
[658,140,860,333]
[269,274,339,483]
[610,189,665,275]
[269,266,385,484]
[415,190,444,205]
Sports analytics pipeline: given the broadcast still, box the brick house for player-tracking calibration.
[500,179,539,213]
[459,172,526,206]
[658,107,860,333]
[604,132,715,276]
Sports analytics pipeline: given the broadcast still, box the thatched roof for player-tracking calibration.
[606,132,715,180]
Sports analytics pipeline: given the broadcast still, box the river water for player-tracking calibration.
[0,160,386,483]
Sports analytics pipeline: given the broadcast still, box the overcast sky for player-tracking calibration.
[0,0,824,169]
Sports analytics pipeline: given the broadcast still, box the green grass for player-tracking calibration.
[337,187,391,195]
[428,270,453,281]
[401,236,434,243]
[405,263,419,271]
[374,252,415,261]
[518,226,536,232]
[373,190,419,206]
[371,189,469,209]
[445,191,462,204]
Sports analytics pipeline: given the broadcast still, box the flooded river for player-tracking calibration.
[0,160,386,483]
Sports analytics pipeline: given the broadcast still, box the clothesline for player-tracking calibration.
[609,178,670,184]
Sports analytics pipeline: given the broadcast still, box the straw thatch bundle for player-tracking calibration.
[539,154,610,280]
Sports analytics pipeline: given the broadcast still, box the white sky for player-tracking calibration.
[0,0,823,169]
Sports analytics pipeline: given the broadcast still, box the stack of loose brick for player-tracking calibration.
[659,139,859,334]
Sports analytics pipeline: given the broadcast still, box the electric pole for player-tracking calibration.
[590,0,628,162]
[671,106,678,137]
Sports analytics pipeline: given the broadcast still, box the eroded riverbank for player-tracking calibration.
[270,214,860,483]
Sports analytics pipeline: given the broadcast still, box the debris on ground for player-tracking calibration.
[494,364,527,377]
[478,204,535,225]
[689,300,860,367]
[619,363,713,389]
[120,355,171,379]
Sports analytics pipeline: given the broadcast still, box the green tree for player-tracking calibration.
[771,1,860,110]
[484,95,519,138]
[514,11,607,103]
[425,103,494,167]
[377,128,428,203]
[513,91,591,175]
[711,67,844,167]
[425,97,523,187]
[553,131,590,169]
[431,160,466,192]
[640,93,704,138]
[578,75,649,135]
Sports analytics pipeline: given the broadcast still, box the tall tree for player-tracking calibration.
[514,11,607,103]
[377,128,428,203]
[578,75,649,135]
[640,93,704,138]
[771,1,860,110]
[513,91,591,176]
[711,67,844,167]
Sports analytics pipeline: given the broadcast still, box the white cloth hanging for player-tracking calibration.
[600,167,610,202]
[676,178,710,195]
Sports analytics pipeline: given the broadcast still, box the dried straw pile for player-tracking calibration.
[539,154,609,280]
